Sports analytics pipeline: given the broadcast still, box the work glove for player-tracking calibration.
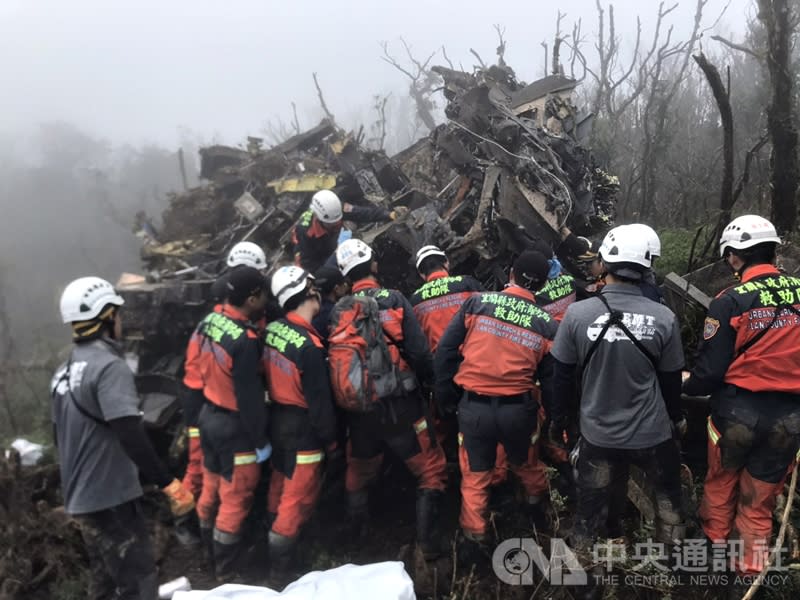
[256,443,273,464]
[547,420,568,449]
[671,417,688,440]
[569,438,582,469]
[325,443,346,477]
[162,478,195,518]
[389,206,410,220]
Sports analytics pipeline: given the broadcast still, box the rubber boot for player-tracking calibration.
[212,528,242,582]
[173,512,200,547]
[199,523,215,569]
[554,460,576,498]
[346,489,370,539]
[526,495,549,533]
[458,530,490,568]
[268,530,296,587]
[416,488,444,561]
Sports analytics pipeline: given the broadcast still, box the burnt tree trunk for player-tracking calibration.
[758,0,799,234]
[693,53,734,226]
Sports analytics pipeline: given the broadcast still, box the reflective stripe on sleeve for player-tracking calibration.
[707,417,721,446]
[187,427,200,438]
[414,417,428,435]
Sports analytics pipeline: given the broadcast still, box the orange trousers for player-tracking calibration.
[458,435,548,537]
[699,420,787,575]
[196,454,260,536]
[182,428,204,498]
[267,450,324,538]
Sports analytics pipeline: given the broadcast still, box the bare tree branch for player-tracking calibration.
[494,24,507,67]
[312,72,336,124]
[710,34,763,59]
[469,48,487,69]
[441,45,455,70]
[290,102,301,135]
[380,39,439,132]
[552,11,565,75]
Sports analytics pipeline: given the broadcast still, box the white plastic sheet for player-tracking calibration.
[172,561,415,600]
[8,438,44,466]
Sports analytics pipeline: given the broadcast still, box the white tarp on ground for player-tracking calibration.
[172,562,415,600]
[8,438,45,466]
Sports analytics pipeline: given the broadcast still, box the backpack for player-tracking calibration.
[327,294,403,412]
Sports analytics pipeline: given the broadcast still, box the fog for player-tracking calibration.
[1,0,747,146]
[0,0,749,358]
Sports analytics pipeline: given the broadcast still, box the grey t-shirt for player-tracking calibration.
[551,283,685,449]
[50,338,143,514]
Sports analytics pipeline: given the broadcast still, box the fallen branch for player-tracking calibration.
[742,462,798,600]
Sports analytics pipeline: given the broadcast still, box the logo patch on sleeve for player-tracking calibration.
[703,317,720,340]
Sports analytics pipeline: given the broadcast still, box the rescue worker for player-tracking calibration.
[434,251,557,551]
[190,266,272,579]
[52,277,195,600]
[549,225,686,596]
[409,245,483,353]
[335,238,448,560]
[627,223,664,302]
[210,241,269,303]
[311,264,349,338]
[263,266,339,577]
[683,215,800,582]
[185,241,270,502]
[293,189,407,272]
[409,245,483,453]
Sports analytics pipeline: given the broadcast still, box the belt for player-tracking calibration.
[466,391,529,405]
[205,402,237,415]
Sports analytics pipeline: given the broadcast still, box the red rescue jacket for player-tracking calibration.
[686,264,800,395]
[409,270,483,353]
[435,285,558,397]
[263,312,337,444]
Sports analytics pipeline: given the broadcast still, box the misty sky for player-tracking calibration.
[1,0,750,148]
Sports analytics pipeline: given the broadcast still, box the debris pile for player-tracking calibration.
[121,60,617,377]
[0,454,87,598]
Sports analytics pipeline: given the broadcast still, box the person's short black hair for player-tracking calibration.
[732,242,777,265]
[346,261,373,283]
[227,266,267,306]
[283,290,308,313]
[417,254,448,277]
[314,265,345,295]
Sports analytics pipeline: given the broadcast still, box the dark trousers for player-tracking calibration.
[345,394,447,493]
[573,437,684,548]
[75,499,158,600]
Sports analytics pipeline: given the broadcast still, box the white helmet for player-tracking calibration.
[60,276,125,324]
[415,245,447,270]
[310,189,343,224]
[270,266,314,308]
[628,223,661,258]
[227,241,267,270]
[599,225,652,280]
[336,238,373,276]
[719,215,781,257]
